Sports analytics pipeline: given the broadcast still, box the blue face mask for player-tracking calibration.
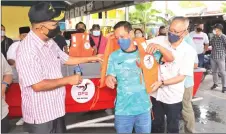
[168,32,180,43]
[118,38,131,51]
[93,30,101,36]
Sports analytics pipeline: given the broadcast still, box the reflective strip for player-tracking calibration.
[72,36,76,42]
[86,34,89,41]
[141,42,147,51]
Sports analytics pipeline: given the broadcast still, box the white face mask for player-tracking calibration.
[136,33,143,38]
[93,30,101,36]
[1,31,5,36]
[213,30,216,35]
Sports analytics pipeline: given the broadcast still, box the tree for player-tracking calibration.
[222,2,226,13]
[129,2,171,32]
[179,1,206,8]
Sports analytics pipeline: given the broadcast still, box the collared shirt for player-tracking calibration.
[7,41,20,61]
[150,36,196,104]
[210,34,226,59]
[16,31,69,124]
[1,54,13,119]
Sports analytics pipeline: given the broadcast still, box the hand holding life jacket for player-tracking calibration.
[100,36,159,93]
[69,32,95,57]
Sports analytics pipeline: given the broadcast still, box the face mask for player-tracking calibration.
[46,26,60,38]
[135,33,143,38]
[1,31,5,36]
[93,30,101,36]
[196,28,202,32]
[159,33,166,36]
[168,32,180,44]
[77,28,85,33]
[213,30,216,35]
[118,38,131,51]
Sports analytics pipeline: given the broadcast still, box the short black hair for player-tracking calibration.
[134,28,143,34]
[91,24,100,30]
[113,21,132,32]
[1,24,5,28]
[159,26,165,30]
[75,22,86,30]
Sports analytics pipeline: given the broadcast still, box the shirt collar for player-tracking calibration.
[30,30,54,49]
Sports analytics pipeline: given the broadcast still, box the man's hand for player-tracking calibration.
[105,75,117,89]
[68,75,83,85]
[2,84,6,98]
[146,43,160,54]
[92,54,104,63]
[150,81,162,93]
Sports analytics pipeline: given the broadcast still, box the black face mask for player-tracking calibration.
[159,33,166,36]
[46,26,60,38]
[196,28,202,32]
[77,28,85,33]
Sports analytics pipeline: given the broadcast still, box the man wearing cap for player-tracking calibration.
[7,26,30,66]
[16,2,102,133]
[1,24,14,59]
[210,23,226,93]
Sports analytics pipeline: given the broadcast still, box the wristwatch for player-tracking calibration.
[2,81,9,88]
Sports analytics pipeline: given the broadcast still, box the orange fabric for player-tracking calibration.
[69,32,95,57]
[100,37,159,94]
[100,36,120,88]
[134,37,159,93]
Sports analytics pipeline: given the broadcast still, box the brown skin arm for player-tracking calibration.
[204,44,209,53]
[7,59,15,66]
[63,46,69,54]
[65,55,102,65]
[2,74,13,97]
[32,74,82,92]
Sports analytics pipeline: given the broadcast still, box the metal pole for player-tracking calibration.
[66,115,115,130]
[125,5,129,21]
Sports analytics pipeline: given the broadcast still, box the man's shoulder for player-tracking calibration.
[110,49,121,58]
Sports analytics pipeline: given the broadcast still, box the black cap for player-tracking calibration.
[19,27,30,34]
[28,2,64,23]
[213,23,224,31]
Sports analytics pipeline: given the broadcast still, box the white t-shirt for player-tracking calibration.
[7,41,20,61]
[149,36,196,104]
[189,31,209,54]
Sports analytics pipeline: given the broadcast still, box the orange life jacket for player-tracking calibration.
[69,32,95,57]
[100,36,159,93]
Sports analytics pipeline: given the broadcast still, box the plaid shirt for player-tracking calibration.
[210,34,226,59]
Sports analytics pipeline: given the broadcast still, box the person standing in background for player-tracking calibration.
[7,26,30,66]
[182,20,199,133]
[190,23,209,67]
[53,31,69,54]
[90,24,107,55]
[209,23,226,93]
[1,54,13,133]
[1,24,14,59]
[6,26,30,126]
[158,26,167,36]
[134,28,144,38]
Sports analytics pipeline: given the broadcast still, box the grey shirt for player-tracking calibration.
[1,54,13,119]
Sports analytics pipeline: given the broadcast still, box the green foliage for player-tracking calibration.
[222,2,226,13]
[129,2,173,32]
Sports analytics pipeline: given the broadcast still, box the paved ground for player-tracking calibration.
[9,75,226,133]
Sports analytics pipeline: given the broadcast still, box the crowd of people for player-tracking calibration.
[1,2,226,133]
